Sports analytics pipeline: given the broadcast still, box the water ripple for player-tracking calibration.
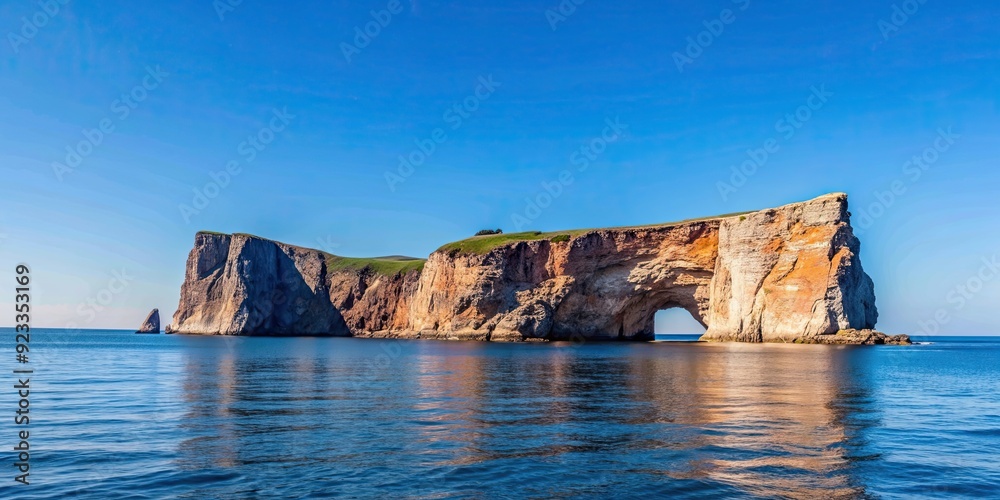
[1,330,998,499]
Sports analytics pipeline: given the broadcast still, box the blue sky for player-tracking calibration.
[0,0,997,334]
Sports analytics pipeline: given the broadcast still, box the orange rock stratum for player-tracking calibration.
[166,193,910,345]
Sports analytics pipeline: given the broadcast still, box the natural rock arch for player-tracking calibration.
[169,193,884,344]
[404,193,877,343]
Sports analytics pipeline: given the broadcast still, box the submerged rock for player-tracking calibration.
[136,309,160,334]
[167,193,898,345]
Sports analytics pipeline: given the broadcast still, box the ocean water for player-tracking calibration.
[1,329,998,499]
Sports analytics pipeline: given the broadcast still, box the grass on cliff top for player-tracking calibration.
[325,255,426,276]
[437,231,584,255]
[197,231,425,276]
[437,210,755,256]
[197,231,270,239]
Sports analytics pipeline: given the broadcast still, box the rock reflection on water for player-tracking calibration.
[175,337,881,498]
[626,343,875,498]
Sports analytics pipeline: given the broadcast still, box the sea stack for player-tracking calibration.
[167,193,909,344]
[137,308,160,334]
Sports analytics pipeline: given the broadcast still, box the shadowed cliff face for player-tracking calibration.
[168,193,883,342]
[167,233,347,335]
[167,233,418,336]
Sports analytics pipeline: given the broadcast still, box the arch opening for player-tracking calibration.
[612,288,708,341]
[654,307,706,341]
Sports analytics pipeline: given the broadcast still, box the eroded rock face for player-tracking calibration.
[166,233,418,336]
[168,193,890,343]
[403,221,718,341]
[136,308,160,333]
[700,193,879,343]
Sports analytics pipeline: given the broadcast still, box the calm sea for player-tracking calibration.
[1,329,998,499]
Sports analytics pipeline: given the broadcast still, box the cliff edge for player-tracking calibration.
[167,193,907,344]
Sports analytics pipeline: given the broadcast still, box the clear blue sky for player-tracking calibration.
[1,0,997,334]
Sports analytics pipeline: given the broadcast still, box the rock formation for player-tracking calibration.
[167,193,909,345]
[136,308,160,334]
[164,233,419,336]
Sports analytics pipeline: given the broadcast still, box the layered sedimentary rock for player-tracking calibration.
[401,221,718,342]
[700,193,880,343]
[168,193,907,344]
[165,233,418,336]
[136,308,160,334]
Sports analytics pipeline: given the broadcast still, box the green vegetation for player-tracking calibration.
[197,231,270,239]
[325,255,425,276]
[438,231,554,255]
[200,207,761,267]
[232,232,269,239]
[438,210,756,255]
[195,231,425,276]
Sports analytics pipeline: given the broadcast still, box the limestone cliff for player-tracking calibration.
[168,194,907,344]
[401,221,718,341]
[166,233,419,336]
[700,193,880,343]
